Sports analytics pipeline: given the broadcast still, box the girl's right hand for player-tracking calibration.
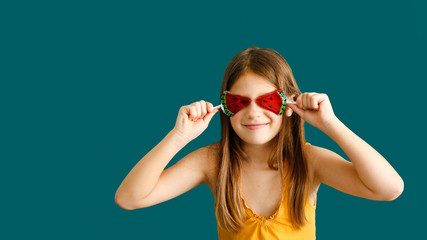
[172,100,219,143]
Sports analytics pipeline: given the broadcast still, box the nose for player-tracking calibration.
[244,100,263,119]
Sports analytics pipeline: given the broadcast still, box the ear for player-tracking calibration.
[285,94,296,117]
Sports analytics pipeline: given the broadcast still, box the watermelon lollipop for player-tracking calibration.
[220,91,251,117]
[214,89,295,117]
[255,89,286,115]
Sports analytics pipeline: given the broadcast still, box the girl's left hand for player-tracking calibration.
[287,92,339,131]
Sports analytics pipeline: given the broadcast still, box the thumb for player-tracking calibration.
[203,108,219,123]
[287,104,305,117]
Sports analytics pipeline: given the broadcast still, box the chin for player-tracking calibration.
[234,130,277,146]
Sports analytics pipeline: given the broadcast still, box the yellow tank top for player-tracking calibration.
[216,145,317,239]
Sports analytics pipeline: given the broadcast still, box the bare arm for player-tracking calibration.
[115,101,219,210]
[115,130,187,209]
[316,118,404,200]
[289,93,404,201]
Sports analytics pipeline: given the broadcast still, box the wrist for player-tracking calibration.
[168,128,192,148]
[320,116,344,136]
[320,116,343,135]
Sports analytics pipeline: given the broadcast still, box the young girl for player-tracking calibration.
[115,46,404,239]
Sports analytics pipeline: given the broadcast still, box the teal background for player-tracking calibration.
[1,0,425,239]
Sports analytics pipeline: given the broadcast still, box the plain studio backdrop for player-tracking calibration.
[1,0,425,239]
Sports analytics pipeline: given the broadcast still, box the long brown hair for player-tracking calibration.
[214,46,309,233]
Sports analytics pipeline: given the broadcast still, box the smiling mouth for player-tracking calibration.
[244,123,269,130]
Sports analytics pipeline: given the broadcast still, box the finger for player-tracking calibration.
[189,105,198,120]
[178,106,187,122]
[285,101,294,117]
[287,103,305,117]
[203,107,219,123]
[207,102,214,113]
[180,105,193,119]
[200,100,207,117]
[180,105,191,116]
[318,93,329,105]
[193,102,201,119]
[309,93,320,110]
[312,93,329,110]
[303,93,309,109]
[296,94,304,108]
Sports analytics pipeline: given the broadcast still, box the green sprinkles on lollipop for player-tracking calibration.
[220,92,234,117]
[277,90,286,115]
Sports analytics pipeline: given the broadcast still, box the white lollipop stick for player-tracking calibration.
[213,105,222,109]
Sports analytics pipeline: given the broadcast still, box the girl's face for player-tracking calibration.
[229,71,283,146]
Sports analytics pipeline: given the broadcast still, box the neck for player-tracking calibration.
[241,141,274,167]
